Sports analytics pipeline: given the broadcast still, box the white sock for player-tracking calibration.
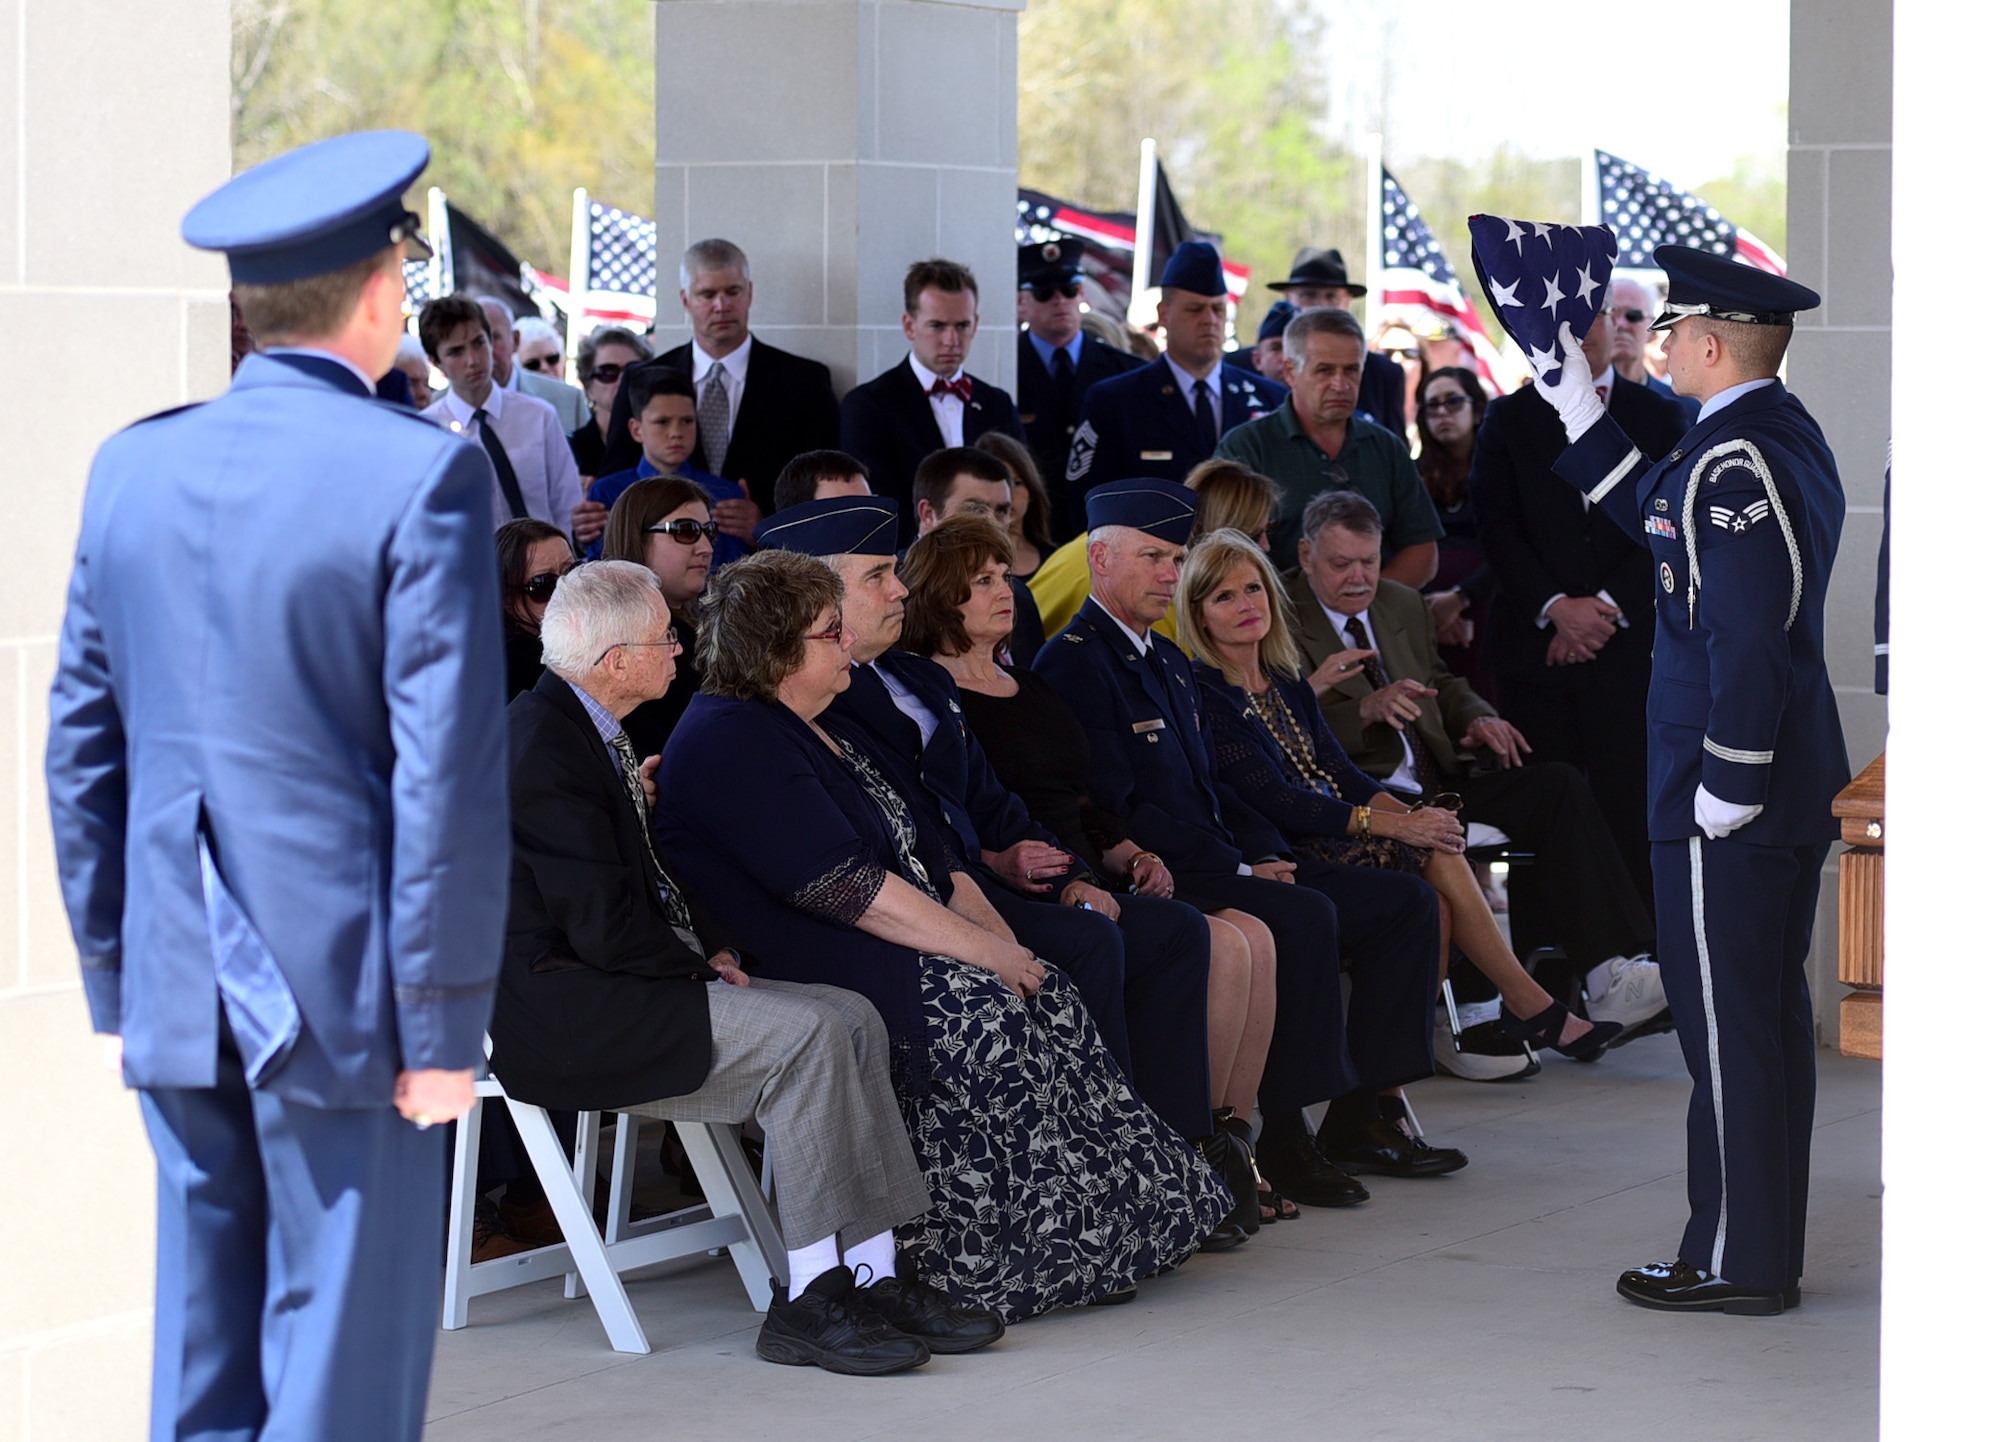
[785,1234,842,1300]
[842,1229,898,1285]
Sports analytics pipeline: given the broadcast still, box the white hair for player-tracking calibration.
[515,315,560,349]
[540,561,666,681]
[394,332,428,366]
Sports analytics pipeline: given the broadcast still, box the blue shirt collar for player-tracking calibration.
[1697,376,1776,424]
[1027,329,1083,374]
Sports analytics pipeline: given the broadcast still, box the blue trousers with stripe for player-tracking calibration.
[1652,836,1827,1292]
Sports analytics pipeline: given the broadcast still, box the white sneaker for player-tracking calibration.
[1432,1014,1539,1082]
[1583,955,1669,1030]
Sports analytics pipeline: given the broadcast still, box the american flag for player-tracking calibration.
[569,195,657,329]
[1595,150,1786,275]
[1466,216,1619,382]
[403,257,435,308]
[1016,176,1252,323]
[1376,169,1512,391]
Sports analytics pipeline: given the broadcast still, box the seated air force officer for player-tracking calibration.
[46,132,510,1442]
[488,562,1000,1376]
[419,292,585,542]
[1532,246,1848,1316]
[1064,242,1285,498]
[1035,478,1458,1210]
[1015,237,1145,539]
[840,259,1028,538]
[1287,490,1668,1035]
[477,294,589,433]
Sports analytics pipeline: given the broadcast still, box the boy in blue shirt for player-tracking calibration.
[585,369,749,564]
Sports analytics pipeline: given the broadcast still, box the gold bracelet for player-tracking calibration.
[1129,850,1163,876]
[1355,806,1371,839]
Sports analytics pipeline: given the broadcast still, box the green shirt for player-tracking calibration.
[1214,397,1443,565]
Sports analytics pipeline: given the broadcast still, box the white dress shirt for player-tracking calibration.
[689,337,753,435]
[908,354,968,448]
[426,383,584,539]
[1320,602,1423,795]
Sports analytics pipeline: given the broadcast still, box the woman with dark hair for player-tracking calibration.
[601,476,717,755]
[658,551,1229,1320]
[495,518,574,700]
[1414,365,1496,699]
[568,325,650,481]
[972,430,1054,579]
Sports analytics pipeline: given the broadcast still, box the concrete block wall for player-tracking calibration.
[1786,0,1891,1043]
[0,0,231,1432]
[653,0,1022,396]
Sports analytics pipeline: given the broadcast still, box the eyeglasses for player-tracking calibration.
[1415,791,1464,813]
[1025,281,1083,303]
[520,355,563,374]
[517,561,580,602]
[803,611,848,644]
[587,362,634,385]
[645,518,720,545]
[1615,308,1650,326]
[1420,393,1471,415]
[593,635,682,666]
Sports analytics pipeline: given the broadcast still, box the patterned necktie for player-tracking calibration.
[608,730,697,935]
[1344,614,1442,795]
[1192,377,1218,456]
[698,366,731,476]
[929,375,974,402]
[472,408,528,518]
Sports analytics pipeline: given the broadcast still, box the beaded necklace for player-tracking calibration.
[1243,676,1345,799]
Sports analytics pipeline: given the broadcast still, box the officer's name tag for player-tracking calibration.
[1140,450,1174,461]
[1132,718,1166,733]
[1645,514,1678,540]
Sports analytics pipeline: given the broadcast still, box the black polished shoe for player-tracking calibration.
[1198,1221,1252,1253]
[1615,1259,1784,1316]
[857,1272,1005,1354]
[756,1267,931,1375]
[1257,1134,1371,1207]
[1321,1118,1468,1178]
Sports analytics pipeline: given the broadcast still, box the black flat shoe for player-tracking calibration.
[1321,1118,1468,1179]
[857,1272,1006,1354]
[1257,1134,1370,1207]
[1086,1284,1139,1306]
[1615,1259,1784,1316]
[1198,1221,1252,1253]
[756,1267,931,1374]
[1499,1000,1624,1063]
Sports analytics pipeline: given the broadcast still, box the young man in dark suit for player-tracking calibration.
[840,258,1026,540]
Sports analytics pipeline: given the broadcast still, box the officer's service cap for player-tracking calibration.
[182,130,433,285]
[1159,241,1227,298]
[1019,237,1085,287]
[753,495,900,557]
[1257,300,1298,344]
[1085,477,1198,545]
[1650,245,1821,331]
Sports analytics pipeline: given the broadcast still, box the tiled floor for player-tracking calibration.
[426,1034,1881,1441]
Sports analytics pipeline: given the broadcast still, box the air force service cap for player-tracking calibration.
[182,130,434,285]
[1020,237,1086,288]
[1159,240,1227,298]
[1085,477,1198,545]
[1649,244,1821,331]
[753,495,901,557]
[1257,300,1299,344]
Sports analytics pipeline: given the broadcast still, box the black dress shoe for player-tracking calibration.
[1257,1135,1370,1207]
[1320,1119,1468,1178]
[756,1267,931,1374]
[1086,1284,1139,1306]
[1615,1259,1784,1316]
[1783,1285,1802,1311]
[1198,1221,1251,1253]
[857,1273,1005,1354]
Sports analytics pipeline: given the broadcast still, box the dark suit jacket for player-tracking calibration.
[1471,375,1688,684]
[1016,331,1144,538]
[1065,356,1285,496]
[1287,573,1495,783]
[487,671,718,1111]
[601,337,841,513]
[839,358,1026,539]
[1359,350,1407,443]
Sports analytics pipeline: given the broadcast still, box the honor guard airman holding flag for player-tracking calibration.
[1470,217,1848,1316]
[45,131,510,1439]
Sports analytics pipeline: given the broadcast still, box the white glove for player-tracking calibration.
[1694,784,1763,841]
[1530,321,1606,443]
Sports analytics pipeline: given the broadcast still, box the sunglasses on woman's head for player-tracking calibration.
[645,518,720,544]
[1026,281,1083,303]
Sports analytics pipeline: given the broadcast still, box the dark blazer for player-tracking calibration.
[1016,331,1145,538]
[601,337,842,513]
[1471,375,1689,684]
[486,671,717,1112]
[1359,350,1408,443]
[1034,598,1288,875]
[1065,356,1285,496]
[839,358,1026,539]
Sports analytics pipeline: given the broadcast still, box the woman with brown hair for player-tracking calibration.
[972,430,1055,580]
[1413,365,1496,697]
[600,475,719,756]
[494,518,574,700]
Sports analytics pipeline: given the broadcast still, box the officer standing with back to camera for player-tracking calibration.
[45,131,510,1439]
[1532,245,1849,1316]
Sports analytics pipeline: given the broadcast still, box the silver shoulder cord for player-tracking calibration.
[1680,438,1803,632]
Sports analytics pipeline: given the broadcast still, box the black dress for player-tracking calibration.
[503,627,544,701]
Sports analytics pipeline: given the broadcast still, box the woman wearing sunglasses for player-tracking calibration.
[567,325,651,483]
[602,476,723,756]
[1414,365,1497,701]
[1175,529,1622,1073]
[495,518,576,700]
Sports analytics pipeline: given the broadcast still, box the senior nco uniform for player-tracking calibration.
[1546,245,1849,1314]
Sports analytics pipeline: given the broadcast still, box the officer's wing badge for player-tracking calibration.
[1066,420,1098,484]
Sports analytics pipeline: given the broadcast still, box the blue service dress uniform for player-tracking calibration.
[1554,379,1849,1293]
[1063,357,1285,496]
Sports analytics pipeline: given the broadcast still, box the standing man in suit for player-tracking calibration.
[1286,490,1667,1038]
[841,258,1026,540]
[1264,246,1408,441]
[1533,248,1848,1315]
[1014,237,1144,539]
[477,295,589,433]
[1065,242,1285,498]
[1473,302,1689,905]
[46,132,510,1441]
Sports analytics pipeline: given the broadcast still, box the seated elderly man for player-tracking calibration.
[486,561,1003,1376]
[1286,490,1668,1033]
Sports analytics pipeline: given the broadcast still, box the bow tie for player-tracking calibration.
[928,375,974,402]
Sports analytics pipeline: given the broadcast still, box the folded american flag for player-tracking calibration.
[1466,216,1618,382]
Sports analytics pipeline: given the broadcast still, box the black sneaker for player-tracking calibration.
[755,1266,931,1375]
[857,1271,1006,1354]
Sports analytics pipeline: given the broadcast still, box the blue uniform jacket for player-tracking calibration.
[1553,380,1848,844]
[1065,357,1285,494]
[45,354,512,1105]
[1034,598,1289,874]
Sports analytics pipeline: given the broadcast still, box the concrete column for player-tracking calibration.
[1786,0,1891,1043]
[0,0,230,1430]
[652,0,1022,395]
